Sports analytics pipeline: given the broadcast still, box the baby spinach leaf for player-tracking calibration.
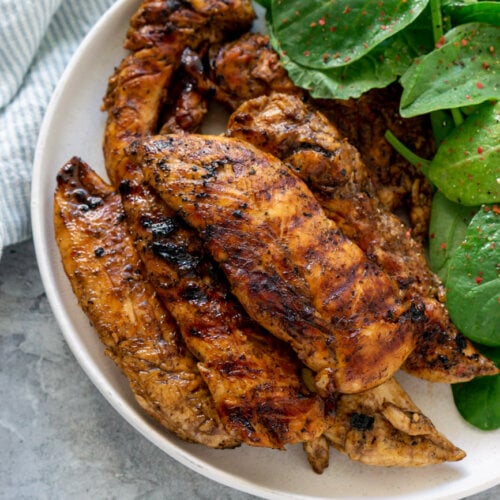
[270,0,430,69]
[266,3,433,99]
[452,345,500,431]
[428,101,500,205]
[400,23,500,117]
[444,1,500,27]
[446,205,500,346]
[428,192,478,281]
[452,371,500,430]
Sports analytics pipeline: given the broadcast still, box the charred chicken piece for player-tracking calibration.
[117,176,327,448]
[103,0,328,449]
[315,85,435,241]
[158,47,213,134]
[325,378,465,467]
[210,33,433,240]
[54,157,238,449]
[227,93,498,383]
[209,32,302,110]
[141,133,420,396]
[102,0,255,186]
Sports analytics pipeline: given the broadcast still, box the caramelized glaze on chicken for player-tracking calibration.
[141,133,422,395]
[209,33,433,239]
[118,176,327,448]
[102,0,328,449]
[227,93,498,383]
[54,157,238,448]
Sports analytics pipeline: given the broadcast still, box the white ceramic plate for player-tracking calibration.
[31,1,500,499]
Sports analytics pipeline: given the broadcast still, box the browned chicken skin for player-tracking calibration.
[141,133,422,396]
[54,157,238,448]
[325,378,465,467]
[227,93,498,383]
[102,0,328,449]
[117,176,327,448]
[53,0,477,471]
[102,0,255,186]
[209,33,433,240]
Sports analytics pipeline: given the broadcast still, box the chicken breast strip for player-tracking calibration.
[141,134,423,396]
[227,93,498,383]
[325,377,465,467]
[54,157,238,448]
[118,176,327,448]
[102,0,255,186]
[102,0,329,448]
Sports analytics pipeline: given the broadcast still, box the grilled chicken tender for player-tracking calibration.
[54,157,237,448]
[118,177,327,448]
[209,32,433,240]
[325,378,465,467]
[102,0,327,449]
[141,133,422,396]
[227,93,498,383]
[102,0,255,186]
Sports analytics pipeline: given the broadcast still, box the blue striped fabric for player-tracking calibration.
[0,0,116,261]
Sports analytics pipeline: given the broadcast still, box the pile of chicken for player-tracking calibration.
[54,0,498,473]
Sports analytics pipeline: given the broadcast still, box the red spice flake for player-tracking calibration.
[322,53,330,62]
[363,42,369,49]
[343,7,352,14]
[330,26,336,32]
[492,205,500,215]
[461,38,468,47]
[475,276,483,285]
[476,82,485,89]
[361,10,367,16]
[310,22,317,28]
[430,232,436,239]
[491,242,497,250]
[381,25,387,30]
[436,36,446,49]
[440,242,447,250]
[477,146,484,154]
[498,297,500,304]
[466,94,472,100]
[482,62,490,70]
[303,50,310,57]
[318,18,326,26]
[343,56,351,63]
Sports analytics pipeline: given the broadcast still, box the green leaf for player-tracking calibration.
[267,3,434,99]
[271,0,429,69]
[452,344,500,431]
[452,367,500,430]
[254,0,272,10]
[428,192,478,281]
[430,109,456,143]
[445,204,500,346]
[428,101,500,205]
[444,1,500,27]
[400,23,500,117]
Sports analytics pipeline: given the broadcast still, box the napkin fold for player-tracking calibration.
[0,0,115,262]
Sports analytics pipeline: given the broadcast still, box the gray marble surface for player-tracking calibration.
[1,239,499,500]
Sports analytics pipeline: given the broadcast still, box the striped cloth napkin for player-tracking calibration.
[0,0,116,262]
